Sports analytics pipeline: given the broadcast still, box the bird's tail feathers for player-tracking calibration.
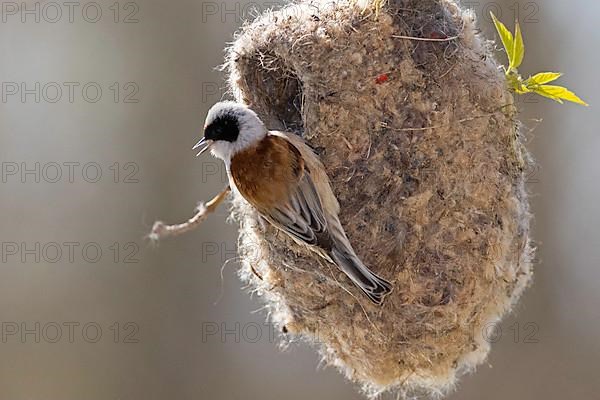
[330,246,392,305]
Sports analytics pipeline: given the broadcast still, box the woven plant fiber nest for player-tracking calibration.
[224,0,533,396]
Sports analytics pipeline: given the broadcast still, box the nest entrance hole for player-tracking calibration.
[242,52,304,136]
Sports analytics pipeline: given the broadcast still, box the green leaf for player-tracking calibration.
[489,13,588,107]
[532,84,589,106]
[525,72,563,86]
[511,21,525,70]
[531,87,563,103]
[490,12,514,67]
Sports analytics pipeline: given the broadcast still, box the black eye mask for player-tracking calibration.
[205,114,240,143]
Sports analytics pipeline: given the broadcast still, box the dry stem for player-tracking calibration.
[148,186,231,241]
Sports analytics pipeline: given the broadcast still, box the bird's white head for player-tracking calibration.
[193,101,267,162]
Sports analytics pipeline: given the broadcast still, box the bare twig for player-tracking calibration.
[391,20,465,42]
[391,34,460,42]
[148,186,231,241]
[391,112,500,132]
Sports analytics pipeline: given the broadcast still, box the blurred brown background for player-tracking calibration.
[0,0,598,399]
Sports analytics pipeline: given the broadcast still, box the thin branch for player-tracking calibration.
[391,20,465,43]
[391,34,460,42]
[392,112,500,132]
[148,186,231,241]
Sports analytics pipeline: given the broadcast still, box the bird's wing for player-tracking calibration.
[263,169,328,246]
[262,136,328,246]
[230,134,328,247]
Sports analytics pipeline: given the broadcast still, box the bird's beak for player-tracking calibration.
[193,137,213,157]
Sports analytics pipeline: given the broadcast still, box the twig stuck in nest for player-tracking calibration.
[391,33,460,42]
[148,186,231,241]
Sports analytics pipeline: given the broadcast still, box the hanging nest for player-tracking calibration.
[224,0,533,396]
